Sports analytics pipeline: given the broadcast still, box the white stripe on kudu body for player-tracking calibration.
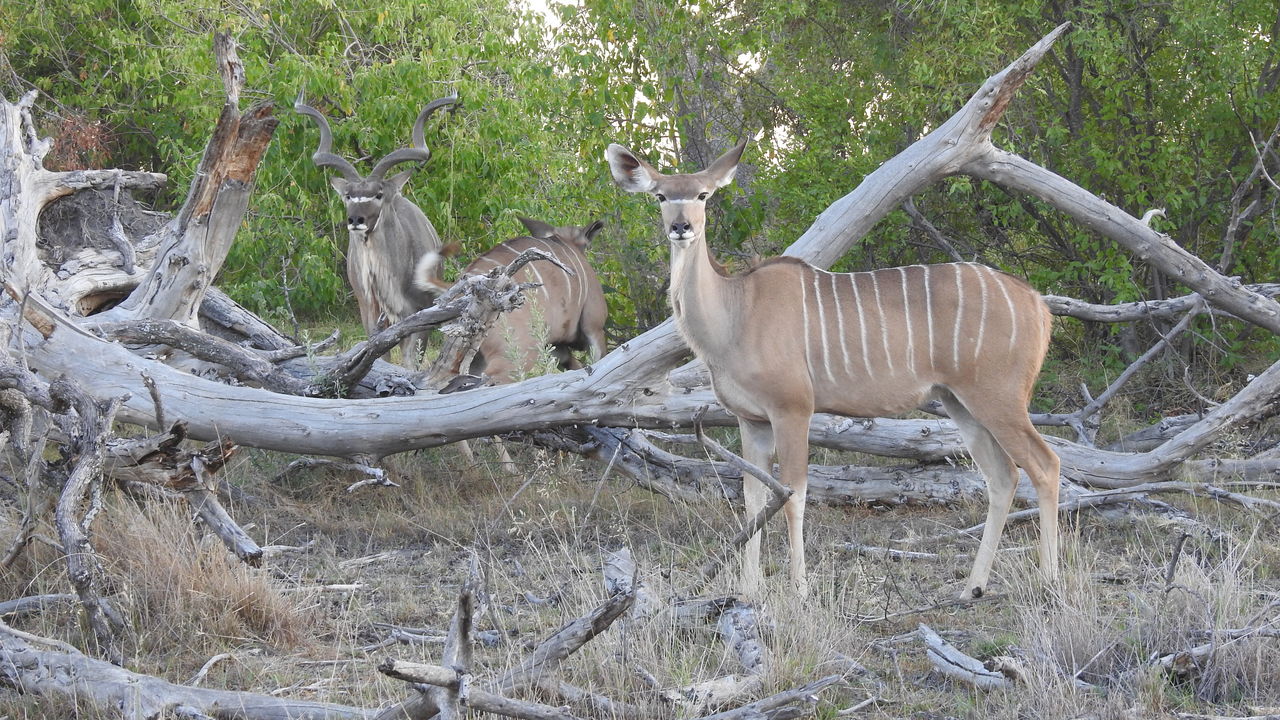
[870,272,895,376]
[607,140,1061,601]
[973,263,990,363]
[446,217,609,385]
[829,272,852,375]
[812,273,837,384]
[850,273,873,378]
[898,267,916,375]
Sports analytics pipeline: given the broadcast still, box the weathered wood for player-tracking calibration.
[4,25,1280,531]
[96,33,276,328]
[0,594,77,619]
[967,149,1280,335]
[718,602,769,677]
[0,28,1097,458]
[96,319,320,396]
[602,546,659,623]
[497,586,635,694]
[688,675,845,720]
[376,660,580,720]
[915,479,1280,547]
[538,680,648,720]
[1045,284,1280,323]
[0,628,372,720]
[184,485,263,566]
[428,561,478,720]
[50,379,125,665]
[418,247,572,389]
[918,624,1012,690]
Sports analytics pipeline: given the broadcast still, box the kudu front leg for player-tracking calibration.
[737,418,774,597]
[772,418,812,598]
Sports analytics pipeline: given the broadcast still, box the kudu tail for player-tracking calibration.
[413,242,462,295]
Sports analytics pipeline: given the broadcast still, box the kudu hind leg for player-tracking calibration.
[1000,426,1061,588]
[940,393,1019,599]
[947,391,1062,594]
[737,418,774,596]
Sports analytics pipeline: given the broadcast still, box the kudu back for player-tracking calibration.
[295,92,458,369]
[420,216,608,384]
[607,140,1061,599]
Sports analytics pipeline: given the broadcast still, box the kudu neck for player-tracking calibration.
[667,229,737,346]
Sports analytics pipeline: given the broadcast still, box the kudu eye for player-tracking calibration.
[654,193,666,202]
[375,192,383,200]
[697,192,709,201]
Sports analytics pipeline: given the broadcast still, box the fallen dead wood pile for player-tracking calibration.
[1,25,1277,508]
[0,549,845,720]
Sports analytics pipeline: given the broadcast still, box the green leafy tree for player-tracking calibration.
[3,0,1277,368]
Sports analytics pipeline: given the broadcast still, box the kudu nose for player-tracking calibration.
[671,221,693,236]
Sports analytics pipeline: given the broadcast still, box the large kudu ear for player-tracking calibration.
[517,215,556,239]
[702,139,748,189]
[606,144,661,193]
[562,219,604,250]
[384,169,414,195]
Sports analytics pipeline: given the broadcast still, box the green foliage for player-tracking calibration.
[2,0,1277,369]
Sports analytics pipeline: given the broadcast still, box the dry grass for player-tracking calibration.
[0,437,1277,719]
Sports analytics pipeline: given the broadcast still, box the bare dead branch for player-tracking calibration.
[95,319,320,396]
[428,558,479,720]
[51,379,126,665]
[688,675,845,720]
[0,624,372,719]
[1043,284,1280,323]
[497,584,635,694]
[1064,300,1205,445]
[918,623,1012,690]
[0,594,77,619]
[377,659,580,720]
[183,466,263,566]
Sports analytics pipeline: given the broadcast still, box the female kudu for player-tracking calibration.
[607,141,1061,599]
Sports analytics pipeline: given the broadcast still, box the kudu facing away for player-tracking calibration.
[419,215,608,384]
[607,141,1061,599]
[295,92,458,370]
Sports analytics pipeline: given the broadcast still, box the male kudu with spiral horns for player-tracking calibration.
[607,140,1061,599]
[295,92,458,369]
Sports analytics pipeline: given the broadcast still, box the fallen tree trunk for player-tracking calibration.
[2,27,1277,517]
[0,625,373,720]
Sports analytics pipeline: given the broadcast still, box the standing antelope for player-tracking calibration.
[607,141,1061,599]
[419,215,608,383]
[295,92,458,370]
